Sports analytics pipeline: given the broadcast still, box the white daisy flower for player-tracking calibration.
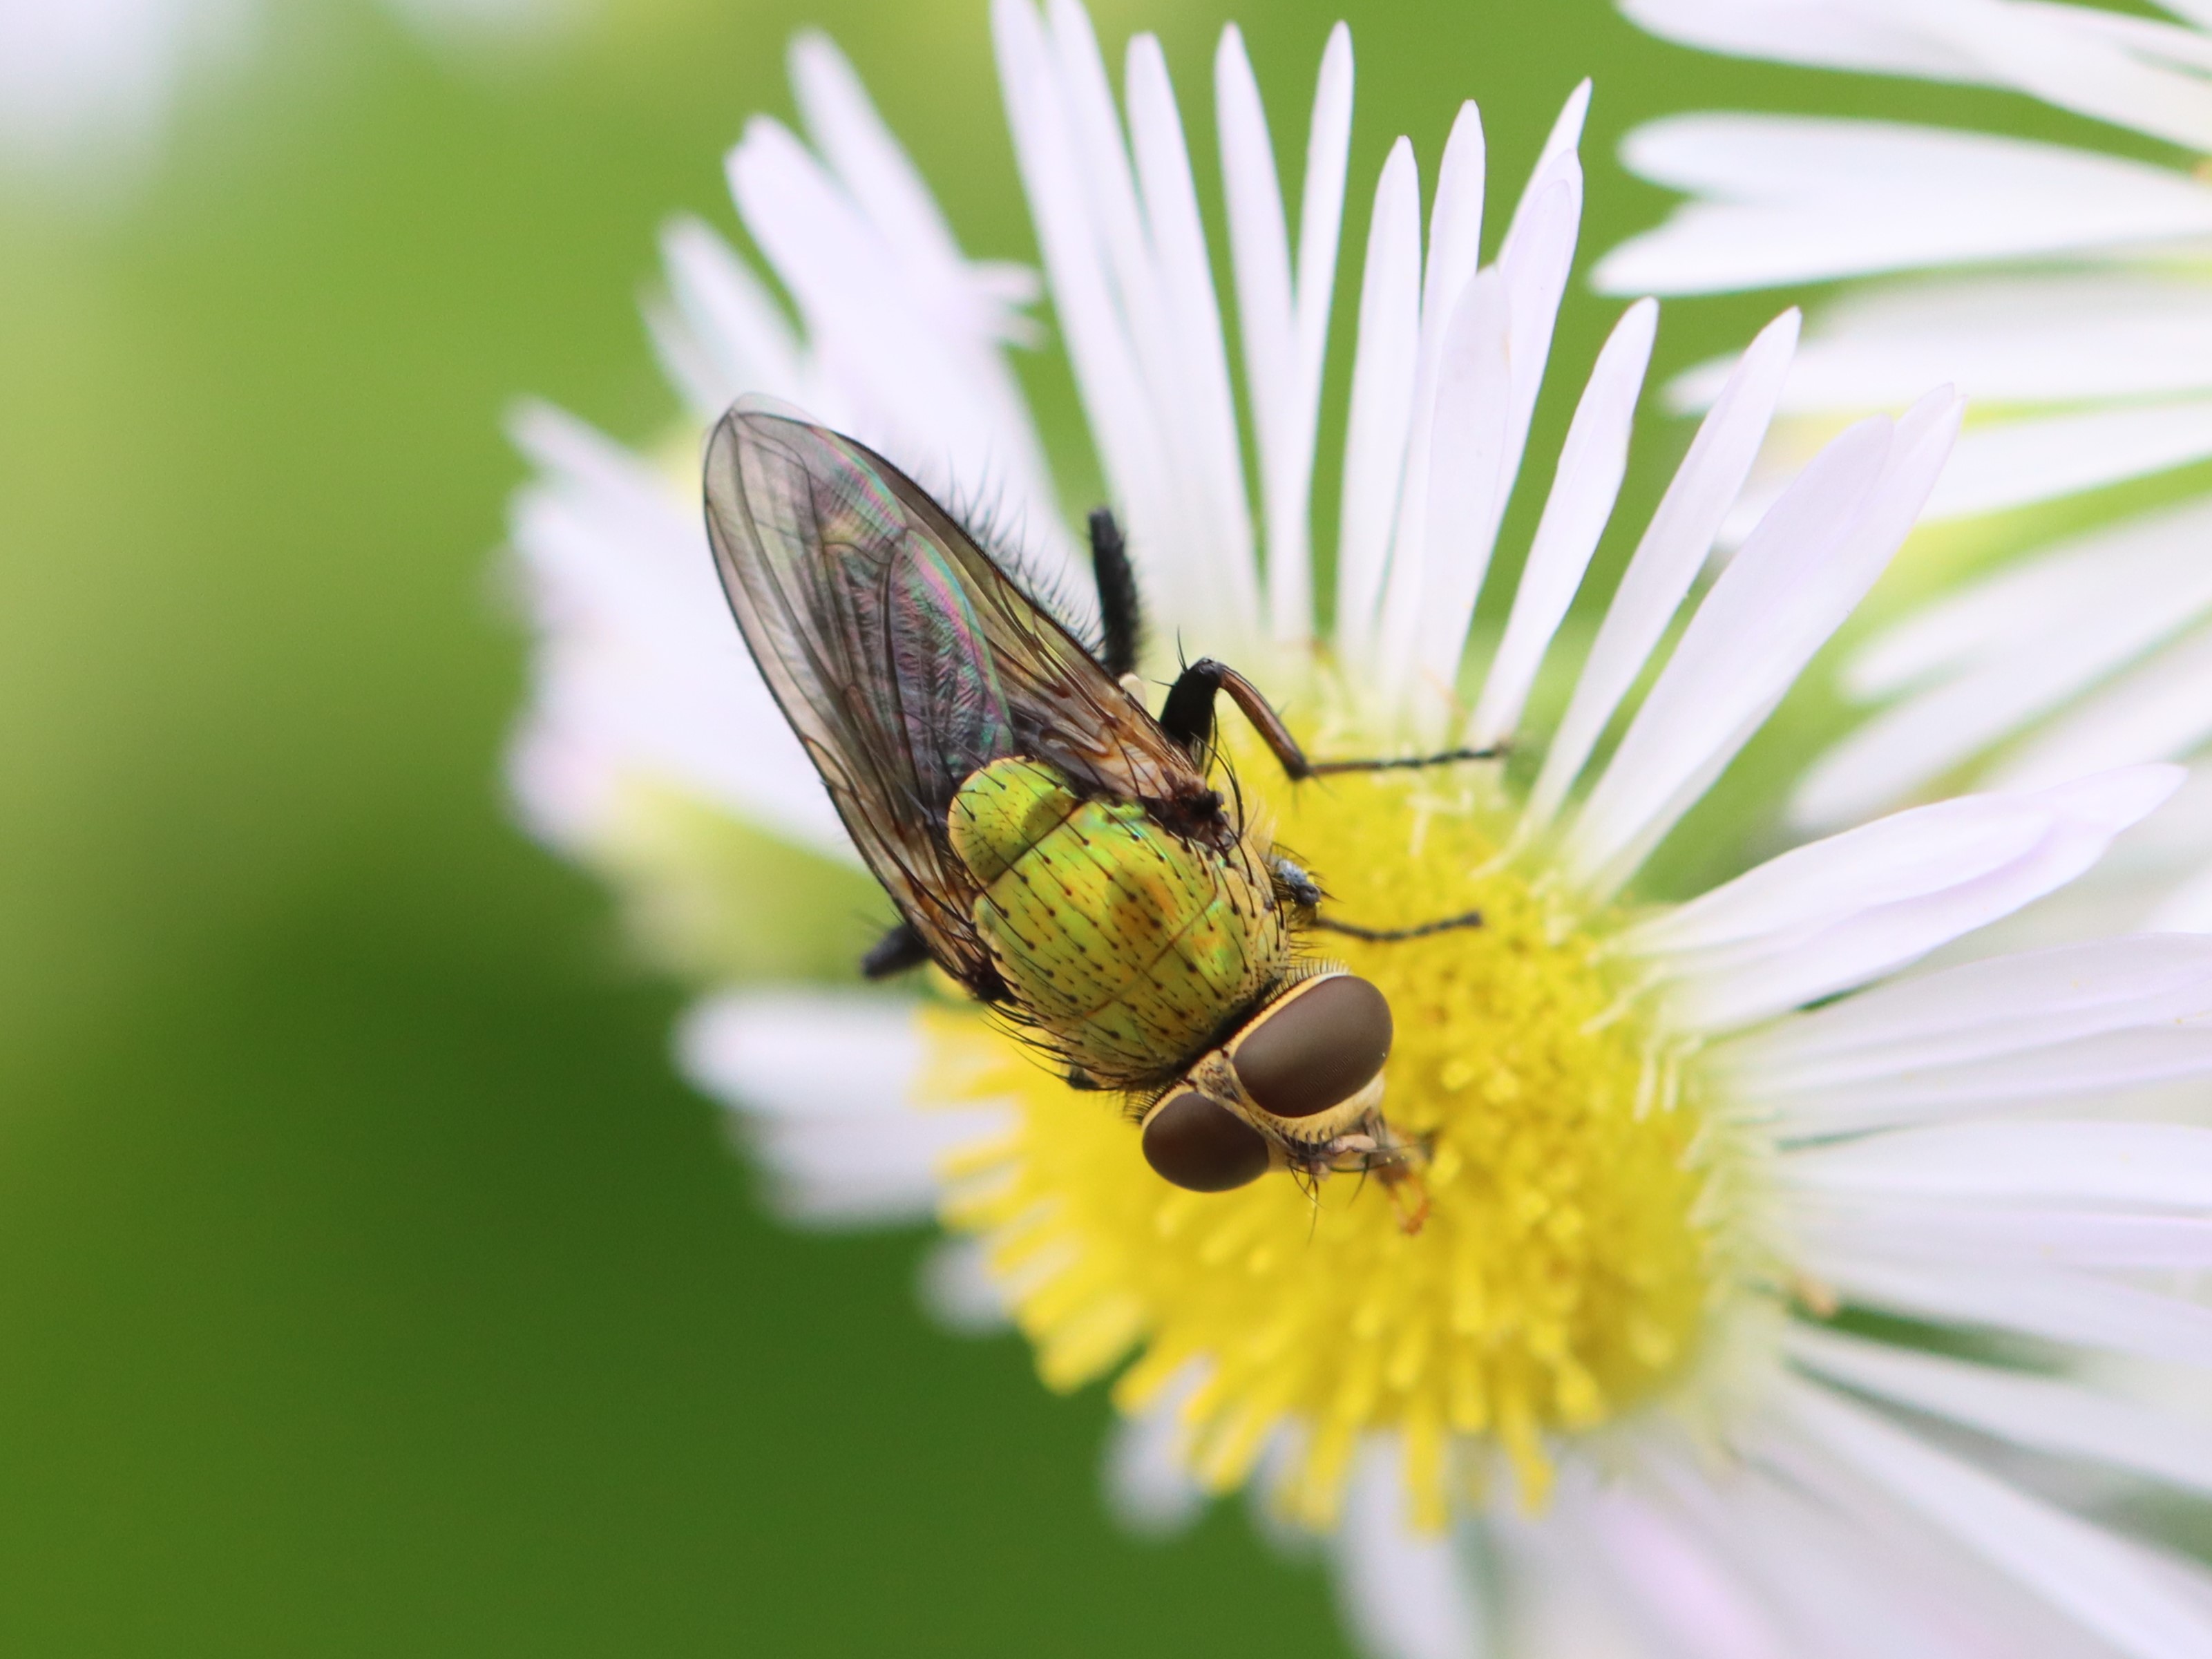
[511,6,2212,1655]
[1599,0,2212,928]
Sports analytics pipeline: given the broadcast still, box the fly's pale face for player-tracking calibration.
[1138,974,1395,1193]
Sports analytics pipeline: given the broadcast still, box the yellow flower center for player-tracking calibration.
[924,723,1760,1530]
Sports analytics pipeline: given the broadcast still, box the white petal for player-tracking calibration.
[1672,273,2212,414]
[1126,32,1259,638]
[788,30,1028,347]
[1470,300,1656,749]
[1991,626,2212,793]
[1384,265,1512,714]
[1373,102,1485,703]
[1927,398,2212,522]
[1789,1323,2212,1499]
[1598,116,2212,294]
[1630,0,2212,149]
[1785,1119,2212,1208]
[1723,935,2212,1131]
[1793,1193,2212,1269]
[1217,22,1352,647]
[994,0,1181,625]
[1630,765,2180,1033]
[1103,1380,1210,1537]
[1565,390,1961,899]
[505,404,848,857]
[677,990,1010,1228]
[1790,496,2212,829]
[1336,138,1423,665]
[727,115,1072,585]
[654,217,806,413]
[1523,307,1798,833]
[1623,0,1992,80]
[915,1235,1013,1334]
[1329,1441,1487,1659]
[1781,1375,2212,1659]
[1565,1482,1796,1658]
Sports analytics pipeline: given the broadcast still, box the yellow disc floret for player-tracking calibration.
[925,728,1762,1531]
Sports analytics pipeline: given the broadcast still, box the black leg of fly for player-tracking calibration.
[1157,658,1507,779]
[861,920,933,979]
[1089,508,1143,681]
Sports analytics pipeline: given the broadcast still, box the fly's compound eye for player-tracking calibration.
[1141,1089,1270,1193]
[1229,974,1393,1120]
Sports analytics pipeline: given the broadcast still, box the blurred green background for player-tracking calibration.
[0,1,2153,1653]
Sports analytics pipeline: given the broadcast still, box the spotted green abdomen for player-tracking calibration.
[946,757,1284,1083]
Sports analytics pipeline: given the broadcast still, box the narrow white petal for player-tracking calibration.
[1782,1376,2212,1659]
[1402,149,1584,713]
[788,30,1016,344]
[1502,78,1591,252]
[678,991,1008,1228]
[995,0,1181,623]
[1384,265,1512,713]
[1282,22,1353,643]
[728,115,1072,585]
[1791,497,2212,829]
[1127,32,1259,638]
[1671,273,2212,414]
[1523,307,1798,833]
[1630,765,2180,1033]
[1623,0,1992,82]
[1597,117,2212,294]
[1470,300,1656,748]
[1927,398,2212,522]
[1722,935,2212,1132]
[1336,139,1422,663]
[1992,626,2212,791]
[1795,1192,2212,1270]
[1566,1482,1796,1658]
[1216,24,1298,635]
[1330,1441,1488,1659]
[506,404,847,856]
[1786,1119,2212,1210]
[1375,103,1485,699]
[1650,1454,2072,1659]
[1565,390,1962,900]
[656,217,805,408]
[1789,1325,2212,1500]
[1588,0,2212,238]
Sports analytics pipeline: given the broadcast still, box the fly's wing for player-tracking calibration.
[703,402,1206,991]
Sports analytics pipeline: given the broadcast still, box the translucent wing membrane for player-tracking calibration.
[702,401,1211,992]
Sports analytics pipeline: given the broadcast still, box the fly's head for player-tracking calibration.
[1136,973,1413,1198]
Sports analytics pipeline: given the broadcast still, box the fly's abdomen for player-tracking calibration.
[946,757,1282,1081]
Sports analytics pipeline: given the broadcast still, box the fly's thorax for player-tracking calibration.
[946,756,1288,1086]
[1138,971,1400,1193]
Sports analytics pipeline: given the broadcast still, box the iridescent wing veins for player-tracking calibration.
[702,401,1210,992]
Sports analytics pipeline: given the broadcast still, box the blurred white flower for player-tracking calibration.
[0,0,586,189]
[1601,0,2212,933]
[511,6,2212,1656]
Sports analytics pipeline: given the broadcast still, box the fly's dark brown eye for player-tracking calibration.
[1141,1089,1270,1192]
[1230,974,1393,1119]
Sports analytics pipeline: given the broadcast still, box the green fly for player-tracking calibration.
[703,401,1485,1213]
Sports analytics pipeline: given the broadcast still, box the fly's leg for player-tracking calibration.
[1089,507,1143,681]
[861,920,931,980]
[1157,658,1504,776]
